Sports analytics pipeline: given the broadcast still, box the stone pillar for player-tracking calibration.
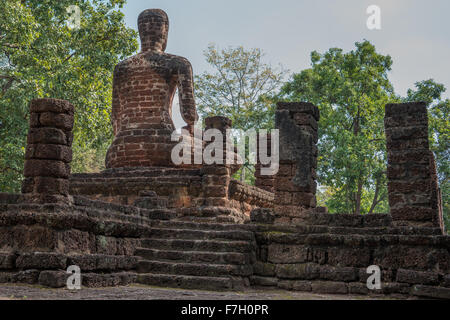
[255,132,275,193]
[274,102,319,224]
[385,102,444,231]
[201,116,233,208]
[204,116,231,137]
[22,98,74,205]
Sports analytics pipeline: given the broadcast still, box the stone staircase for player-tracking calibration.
[135,220,256,291]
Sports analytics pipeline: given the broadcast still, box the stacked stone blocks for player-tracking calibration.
[22,98,74,205]
[274,102,319,223]
[385,102,444,231]
[201,116,233,208]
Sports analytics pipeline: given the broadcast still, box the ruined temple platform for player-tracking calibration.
[1,96,449,299]
[70,167,274,224]
[1,190,449,299]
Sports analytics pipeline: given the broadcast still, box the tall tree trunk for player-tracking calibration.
[368,176,381,214]
[355,178,363,215]
[353,106,362,214]
[240,166,246,182]
[353,106,361,136]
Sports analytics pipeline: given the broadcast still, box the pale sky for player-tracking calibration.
[121,0,450,127]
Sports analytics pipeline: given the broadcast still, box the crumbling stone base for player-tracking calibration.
[0,193,173,287]
[250,215,450,299]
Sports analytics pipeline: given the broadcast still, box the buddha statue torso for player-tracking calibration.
[106,9,197,168]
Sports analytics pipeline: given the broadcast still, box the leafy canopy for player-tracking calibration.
[194,44,286,183]
[281,40,448,225]
[281,40,396,214]
[195,44,286,131]
[0,0,138,192]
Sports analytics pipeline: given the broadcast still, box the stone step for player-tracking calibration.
[140,238,255,253]
[73,195,175,220]
[252,223,443,236]
[175,215,239,224]
[148,227,254,241]
[136,273,247,291]
[137,260,253,277]
[150,220,249,231]
[135,248,250,265]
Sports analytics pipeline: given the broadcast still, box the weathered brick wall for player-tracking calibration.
[246,100,450,298]
[0,193,173,287]
[228,180,274,215]
[274,102,319,224]
[385,102,444,232]
[251,219,450,298]
[70,168,274,223]
[0,97,178,287]
[22,98,74,205]
[70,168,203,208]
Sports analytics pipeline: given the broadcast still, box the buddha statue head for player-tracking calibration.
[138,9,169,53]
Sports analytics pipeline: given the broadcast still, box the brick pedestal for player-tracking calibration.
[274,102,319,223]
[22,98,74,204]
[385,102,444,231]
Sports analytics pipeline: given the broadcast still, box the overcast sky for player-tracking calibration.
[121,0,450,127]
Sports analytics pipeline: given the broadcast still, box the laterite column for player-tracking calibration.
[274,102,319,224]
[385,102,444,231]
[22,98,74,205]
[201,116,233,209]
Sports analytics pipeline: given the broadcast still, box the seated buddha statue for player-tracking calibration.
[106,9,198,168]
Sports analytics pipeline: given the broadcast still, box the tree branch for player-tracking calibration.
[0,74,16,94]
[368,172,386,214]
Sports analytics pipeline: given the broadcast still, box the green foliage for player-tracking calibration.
[194,44,286,183]
[281,41,448,223]
[0,0,138,192]
[195,44,286,131]
[281,40,395,214]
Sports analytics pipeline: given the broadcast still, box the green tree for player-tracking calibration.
[195,44,286,183]
[0,0,138,192]
[281,40,395,214]
[404,80,449,231]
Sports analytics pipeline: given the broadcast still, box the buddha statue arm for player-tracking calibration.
[177,58,198,129]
